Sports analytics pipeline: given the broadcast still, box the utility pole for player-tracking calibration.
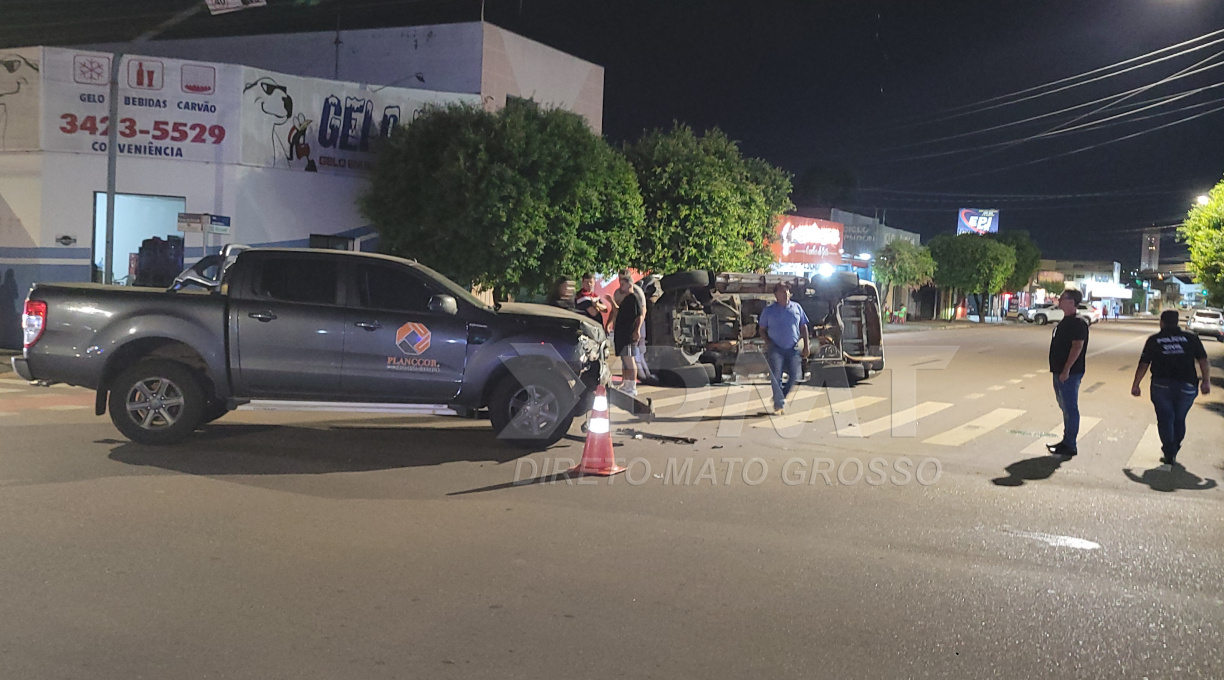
[103,1,263,284]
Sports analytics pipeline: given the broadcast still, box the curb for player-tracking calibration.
[883,322,1018,334]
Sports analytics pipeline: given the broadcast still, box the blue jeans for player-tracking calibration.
[766,345,803,410]
[1150,379,1198,459]
[1052,373,1083,449]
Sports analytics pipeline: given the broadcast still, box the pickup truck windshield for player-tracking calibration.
[411,261,494,311]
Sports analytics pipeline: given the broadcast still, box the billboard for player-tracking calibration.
[773,216,844,264]
[240,68,478,174]
[41,48,243,164]
[957,208,999,235]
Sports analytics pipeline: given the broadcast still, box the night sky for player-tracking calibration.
[5,0,1224,266]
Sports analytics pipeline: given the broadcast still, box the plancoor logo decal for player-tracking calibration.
[395,322,431,355]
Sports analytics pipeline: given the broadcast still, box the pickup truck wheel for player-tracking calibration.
[108,360,206,445]
[489,374,577,450]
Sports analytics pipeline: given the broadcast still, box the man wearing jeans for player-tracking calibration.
[1130,310,1211,466]
[1047,289,1090,457]
[758,283,810,414]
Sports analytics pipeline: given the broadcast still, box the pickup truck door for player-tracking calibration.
[341,261,468,402]
[231,254,346,398]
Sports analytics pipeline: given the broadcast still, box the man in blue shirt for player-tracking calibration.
[758,282,811,414]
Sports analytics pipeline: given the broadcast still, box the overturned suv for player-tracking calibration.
[642,270,884,386]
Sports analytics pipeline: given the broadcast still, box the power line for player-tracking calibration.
[851,59,1224,161]
[875,27,1224,131]
[906,101,1224,186]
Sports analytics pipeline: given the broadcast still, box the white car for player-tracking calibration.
[1187,308,1224,342]
[1024,302,1098,325]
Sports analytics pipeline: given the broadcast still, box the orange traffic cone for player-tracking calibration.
[569,385,626,476]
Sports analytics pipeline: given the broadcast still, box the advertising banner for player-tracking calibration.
[957,208,999,235]
[240,68,478,174]
[41,48,242,164]
[0,47,42,151]
[773,215,844,264]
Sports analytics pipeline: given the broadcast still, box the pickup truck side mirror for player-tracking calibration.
[429,294,458,315]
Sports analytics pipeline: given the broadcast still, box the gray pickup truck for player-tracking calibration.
[12,246,608,449]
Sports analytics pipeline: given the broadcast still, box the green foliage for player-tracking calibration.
[1038,279,1066,296]
[988,230,1042,292]
[928,233,1017,296]
[872,239,936,305]
[623,123,793,273]
[359,100,644,295]
[1180,179,1224,307]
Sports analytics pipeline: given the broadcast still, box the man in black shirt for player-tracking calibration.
[1047,289,1090,457]
[1131,310,1212,465]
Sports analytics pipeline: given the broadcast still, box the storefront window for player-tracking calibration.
[92,193,187,286]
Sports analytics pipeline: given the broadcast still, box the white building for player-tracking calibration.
[0,23,605,349]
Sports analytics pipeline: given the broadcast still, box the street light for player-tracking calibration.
[1197,195,1210,206]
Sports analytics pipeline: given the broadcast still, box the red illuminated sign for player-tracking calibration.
[773,216,844,264]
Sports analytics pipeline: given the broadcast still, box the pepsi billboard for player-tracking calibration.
[957,208,999,235]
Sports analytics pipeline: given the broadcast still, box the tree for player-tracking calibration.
[871,239,935,310]
[928,233,1016,322]
[1181,178,1224,307]
[988,230,1042,292]
[359,100,645,297]
[623,123,793,274]
[1038,279,1066,297]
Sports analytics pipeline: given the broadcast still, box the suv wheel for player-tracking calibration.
[1034,313,1048,325]
[108,360,206,445]
[489,372,577,450]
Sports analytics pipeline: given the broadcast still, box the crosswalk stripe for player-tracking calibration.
[0,379,29,386]
[751,395,887,430]
[1023,373,1037,378]
[839,401,953,438]
[648,386,744,411]
[1007,379,1023,385]
[0,388,21,394]
[922,408,1026,446]
[965,393,985,400]
[1019,416,1103,455]
[1125,424,1164,470]
[987,385,1005,391]
[0,412,16,417]
[38,405,90,411]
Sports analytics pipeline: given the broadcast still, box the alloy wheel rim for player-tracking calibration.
[507,385,561,436]
[126,377,187,430]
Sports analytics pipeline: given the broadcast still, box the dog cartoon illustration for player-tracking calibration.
[244,76,294,168]
[0,53,38,149]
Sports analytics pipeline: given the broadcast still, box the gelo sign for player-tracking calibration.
[957,208,999,235]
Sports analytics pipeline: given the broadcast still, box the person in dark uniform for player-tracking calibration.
[1130,310,1211,466]
[1047,289,1090,457]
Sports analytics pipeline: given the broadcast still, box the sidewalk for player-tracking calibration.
[882,319,1014,334]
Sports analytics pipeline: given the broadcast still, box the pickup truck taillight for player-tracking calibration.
[22,300,46,348]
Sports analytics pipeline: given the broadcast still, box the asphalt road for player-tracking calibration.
[1,319,1221,679]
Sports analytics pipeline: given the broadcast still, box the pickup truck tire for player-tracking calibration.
[660,271,712,292]
[108,360,206,446]
[489,373,577,450]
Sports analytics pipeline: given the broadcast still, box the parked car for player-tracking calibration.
[1023,302,1098,325]
[12,245,608,449]
[644,270,883,386]
[1187,308,1224,342]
